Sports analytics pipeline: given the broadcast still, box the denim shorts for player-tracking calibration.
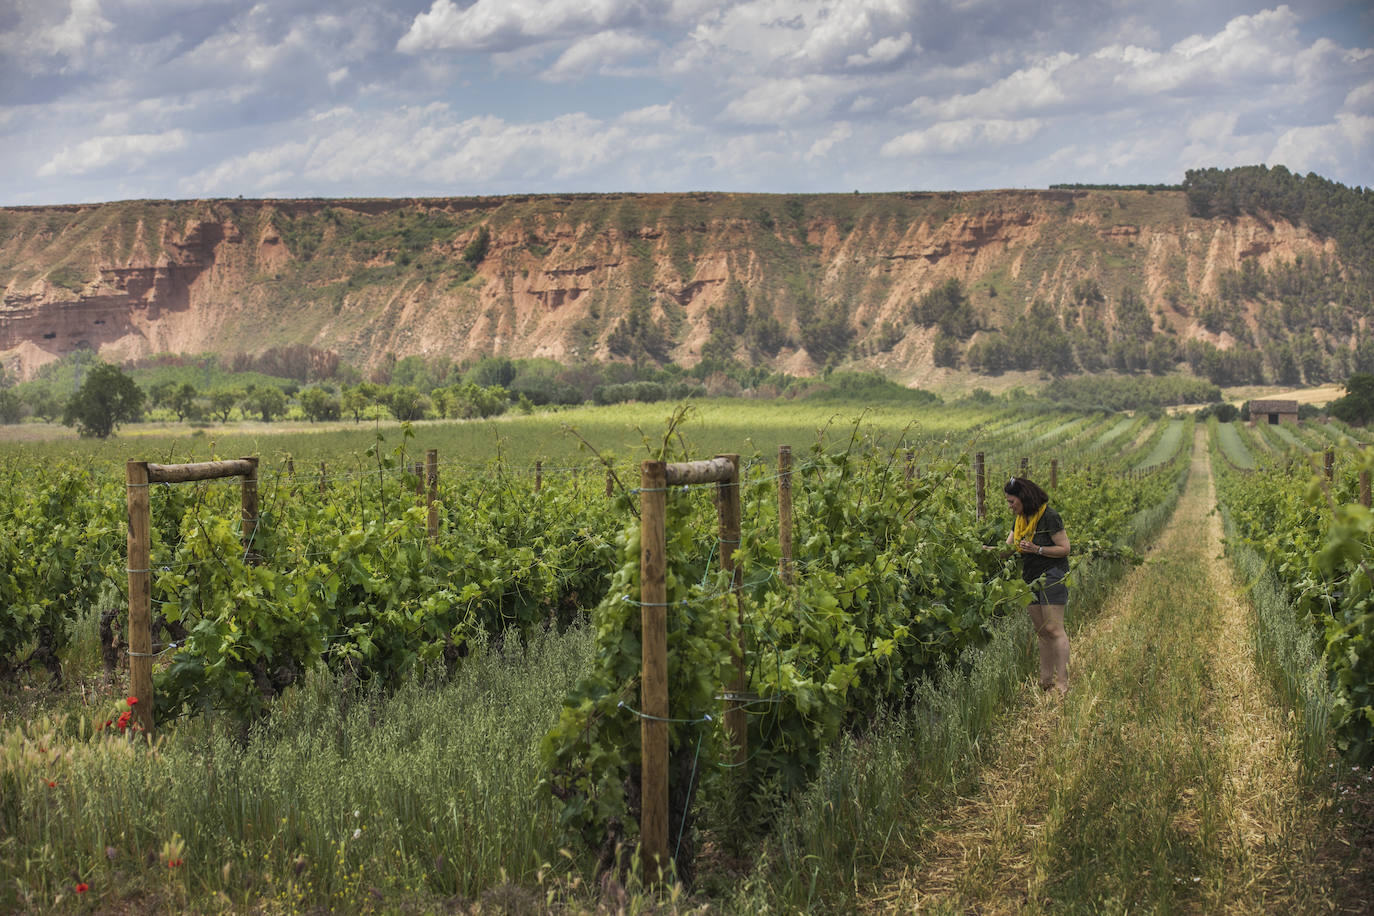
[1029,565,1069,606]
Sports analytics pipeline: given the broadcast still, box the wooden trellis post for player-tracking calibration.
[535,460,543,493]
[638,459,669,875]
[126,457,259,734]
[778,445,794,586]
[1051,458,1058,489]
[426,449,439,541]
[637,455,741,876]
[1361,470,1371,509]
[606,468,615,497]
[716,454,744,770]
[975,452,986,520]
[1326,448,1335,483]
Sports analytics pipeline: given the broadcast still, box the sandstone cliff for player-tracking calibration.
[0,190,1343,383]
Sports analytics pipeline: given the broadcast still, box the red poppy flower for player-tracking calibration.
[47,780,56,788]
[167,858,183,868]
[75,883,88,894]
[126,696,138,706]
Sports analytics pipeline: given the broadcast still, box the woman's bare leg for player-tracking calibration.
[1033,603,1070,694]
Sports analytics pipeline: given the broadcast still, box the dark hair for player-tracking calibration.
[1004,476,1049,515]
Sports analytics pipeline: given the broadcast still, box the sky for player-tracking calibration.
[0,0,1371,206]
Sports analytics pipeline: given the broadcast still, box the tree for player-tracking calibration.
[146,379,177,411]
[299,386,341,422]
[1329,374,1374,426]
[207,388,240,422]
[382,385,430,421]
[241,385,287,422]
[62,363,144,438]
[0,388,22,424]
[462,224,491,266]
[168,382,199,421]
[342,383,381,422]
[465,356,516,388]
[24,383,62,422]
[912,279,976,338]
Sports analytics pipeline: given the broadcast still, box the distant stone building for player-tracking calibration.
[1249,399,1300,425]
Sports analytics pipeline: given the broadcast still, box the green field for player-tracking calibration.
[5,401,1370,914]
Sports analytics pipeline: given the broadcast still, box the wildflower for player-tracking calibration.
[126,696,138,706]
[168,858,183,869]
[47,780,56,788]
[352,828,361,840]
[75,883,88,894]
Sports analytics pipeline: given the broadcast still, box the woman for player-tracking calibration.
[1004,476,1071,695]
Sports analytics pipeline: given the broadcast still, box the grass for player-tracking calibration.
[1135,418,1185,467]
[0,399,1003,476]
[1,626,599,913]
[1214,420,1255,469]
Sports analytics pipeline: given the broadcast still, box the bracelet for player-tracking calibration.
[1038,546,1043,555]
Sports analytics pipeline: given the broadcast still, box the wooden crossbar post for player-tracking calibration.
[715,454,745,768]
[639,460,669,876]
[127,457,260,733]
[125,461,154,733]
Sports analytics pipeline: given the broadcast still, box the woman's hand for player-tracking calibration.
[1018,538,1037,554]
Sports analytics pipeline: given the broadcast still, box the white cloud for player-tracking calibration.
[906,53,1076,120]
[398,0,668,54]
[180,104,690,195]
[619,103,677,125]
[1345,81,1374,116]
[40,0,113,59]
[38,130,188,177]
[806,122,853,160]
[542,30,659,81]
[720,75,848,125]
[1269,113,1374,179]
[845,32,913,68]
[881,118,1043,157]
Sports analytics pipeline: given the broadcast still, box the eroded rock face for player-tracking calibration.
[0,190,1340,380]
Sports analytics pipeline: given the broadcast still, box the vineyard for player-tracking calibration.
[1211,416,1374,765]
[4,402,1371,912]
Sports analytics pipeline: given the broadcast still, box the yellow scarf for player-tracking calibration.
[1013,504,1047,545]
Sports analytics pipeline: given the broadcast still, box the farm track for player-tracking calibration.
[862,428,1373,914]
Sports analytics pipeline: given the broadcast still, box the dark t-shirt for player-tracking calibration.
[1020,505,1067,582]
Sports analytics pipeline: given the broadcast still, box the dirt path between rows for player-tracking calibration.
[863,428,1372,914]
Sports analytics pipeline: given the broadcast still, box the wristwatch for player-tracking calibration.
[1037,546,1043,555]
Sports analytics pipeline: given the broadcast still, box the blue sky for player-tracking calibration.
[1,0,1370,205]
